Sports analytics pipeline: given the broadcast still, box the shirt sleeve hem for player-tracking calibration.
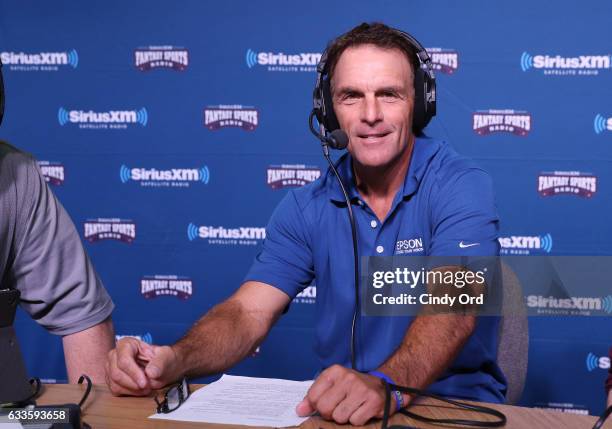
[46,299,115,336]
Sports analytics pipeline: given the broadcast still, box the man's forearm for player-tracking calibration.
[378,314,476,390]
[63,316,115,383]
[172,299,270,377]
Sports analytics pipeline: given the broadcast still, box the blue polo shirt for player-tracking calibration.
[244,136,507,403]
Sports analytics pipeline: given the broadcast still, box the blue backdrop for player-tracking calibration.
[1,0,610,416]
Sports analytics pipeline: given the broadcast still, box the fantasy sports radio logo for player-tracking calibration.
[426,48,459,74]
[204,105,259,131]
[538,171,597,198]
[593,114,612,134]
[586,352,611,372]
[58,107,148,129]
[187,223,265,246]
[293,284,316,305]
[498,234,553,255]
[115,333,153,345]
[141,275,193,300]
[534,403,589,416]
[119,164,210,188]
[83,218,136,243]
[134,46,189,71]
[37,161,65,186]
[473,110,531,136]
[245,48,321,72]
[267,165,321,189]
[520,51,611,76]
[1,49,78,72]
[527,295,612,316]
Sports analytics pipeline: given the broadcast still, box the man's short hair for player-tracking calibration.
[324,22,418,93]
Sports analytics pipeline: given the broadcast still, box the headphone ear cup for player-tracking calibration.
[412,68,426,134]
[0,65,4,126]
[321,77,340,132]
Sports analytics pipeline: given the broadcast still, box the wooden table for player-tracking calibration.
[36,383,603,429]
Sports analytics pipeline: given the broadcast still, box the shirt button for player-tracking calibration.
[376,245,384,254]
[370,220,377,228]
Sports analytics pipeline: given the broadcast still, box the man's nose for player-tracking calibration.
[361,95,383,126]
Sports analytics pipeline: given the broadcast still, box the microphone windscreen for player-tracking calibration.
[329,129,349,150]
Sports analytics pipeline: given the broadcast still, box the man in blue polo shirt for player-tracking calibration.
[106,22,505,425]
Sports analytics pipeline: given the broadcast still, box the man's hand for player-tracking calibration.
[296,365,398,425]
[105,338,182,396]
[607,389,611,408]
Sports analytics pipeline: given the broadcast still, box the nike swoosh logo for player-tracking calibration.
[459,241,480,248]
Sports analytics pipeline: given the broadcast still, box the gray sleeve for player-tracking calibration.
[9,152,114,335]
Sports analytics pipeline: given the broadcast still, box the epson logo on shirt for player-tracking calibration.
[246,49,321,72]
[267,164,321,189]
[134,46,189,71]
[498,234,552,255]
[38,161,65,186]
[1,49,78,71]
[141,275,193,300]
[473,110,531,136]
[187,223,266,246]
[521,52,611,76]
[395,237,424,255]
[83,218,136,243]
[537,171,597,198]
[204,105,259,131]
[426,48,459,74]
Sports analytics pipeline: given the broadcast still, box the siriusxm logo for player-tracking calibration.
[0,49,78,71]
[134,46,189,71]
[521,52,611,75]
[586,352,610,372]
[538,171,596,198]
[119,165,210,188]
[294,285,316,304]
[58,107,148,129]
[527,295,612,316]
[37,161,65,186]
[498,234,553,255]
[593,114,612,134]
[115,333,153,345]
[204,105,259,131]
[267,165,321,189]
[141,275,193,300]
[246,49,321,72]
[426,48,459,74]
[84,218,136,243]
[187,223,265,246]
[473,110,531,136]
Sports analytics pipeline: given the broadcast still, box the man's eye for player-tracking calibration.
[380,92,398,100]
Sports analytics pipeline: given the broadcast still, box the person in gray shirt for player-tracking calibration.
[1,60,115,383]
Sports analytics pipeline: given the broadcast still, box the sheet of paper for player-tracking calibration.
[149,374,314,427]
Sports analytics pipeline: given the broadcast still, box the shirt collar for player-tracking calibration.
[328,136,441,204]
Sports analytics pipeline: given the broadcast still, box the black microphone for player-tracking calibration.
[326,129,349,150]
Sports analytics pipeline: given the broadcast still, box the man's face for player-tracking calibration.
[331,44,414,169]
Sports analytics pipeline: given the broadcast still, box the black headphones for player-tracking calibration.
[0,57,5,126]
[313,27,436,139]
